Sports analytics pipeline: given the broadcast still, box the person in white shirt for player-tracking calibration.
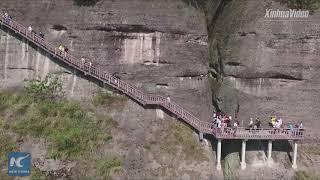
[298,121,303,129]
[249,118,253,126]
[234,122,238,127]
[216,118,221,128]
[28,26,32,32]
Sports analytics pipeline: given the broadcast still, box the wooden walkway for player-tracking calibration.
[0,14,305,140]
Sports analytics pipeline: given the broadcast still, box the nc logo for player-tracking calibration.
[8,152,31,176]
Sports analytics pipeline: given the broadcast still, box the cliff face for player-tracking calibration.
[0,0,212,121]
[0,0,219,179]
[210,0,320,133]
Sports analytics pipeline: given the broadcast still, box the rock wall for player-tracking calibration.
[0,0,213,121]
[0,0,219,179]
[210,0,320,133]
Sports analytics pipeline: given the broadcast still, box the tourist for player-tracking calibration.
[298,121,303,129]
[216,117,221,129]
[39,32,44,39]
[249,118,253,128]
[81,57,85,68]
[288,123,294,135]
[256,118,261,129]
[225,116,231,127]
[298,121,304,136]
[212,113,217,125]
[7,15,12,23]
[275,118,283,129]
[58,44,64,52]
[270,116,276,127]
[3,12,8,23]
[88,61,92,73]
[233,120,239,128]
[64,47,69,53]
[278,118,283,126]
[221,120,226,134]
[28,25,32,32]
[166,96,170,103]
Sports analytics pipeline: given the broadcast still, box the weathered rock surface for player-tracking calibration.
[210,0,320,132]
[0,0,213,122]
[0,0,217,179]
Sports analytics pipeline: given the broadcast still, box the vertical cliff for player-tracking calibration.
[0,0,221,179]
[209,0,320,133]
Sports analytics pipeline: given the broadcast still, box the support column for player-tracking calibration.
[267,140,273,166]
[217,139,222,170]
[199,132,204,141]
[292,141,298,169]
[241,140,247,170]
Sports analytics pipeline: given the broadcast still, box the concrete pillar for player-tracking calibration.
[292,141,298,169]
[241,140,247,170]
[199,132,204,141]
[217,139,222,170]
[267,140,273,166]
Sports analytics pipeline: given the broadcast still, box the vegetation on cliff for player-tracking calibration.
[294,170,320,180]
[0,75,117,159]
[278,0,320,11]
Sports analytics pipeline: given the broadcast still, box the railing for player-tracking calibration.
[0,14,305,140]
[212,127,304,140]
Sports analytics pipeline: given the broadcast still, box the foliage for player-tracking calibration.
[97,156,122,178]
[73,0,100,6]
[25,74,63,100]
[0,92,117,159]
[31,167,47,180]
[92,91,128,109]
[156,122,208,162]
[182,0,208,10]
[278,0,320,11]
[0,131,18,160]
[294,170,320,180]
[143,143,152,150]
[222,153,240,180]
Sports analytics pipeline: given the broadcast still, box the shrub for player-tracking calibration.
[0,92,116,159]
[0,132,18,160]
[25,74,63,100]
[92,91,128,109]
[73,0,100,6]
[31,167,47,180]
[294,170,320,180]
[278,0,320,11]
[97,156,122,178]
[157,122,208,162]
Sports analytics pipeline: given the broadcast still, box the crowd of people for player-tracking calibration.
[211,112,304,136]
[268,116,303,133]
[211,112,239,134]
[2,12,12,24]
